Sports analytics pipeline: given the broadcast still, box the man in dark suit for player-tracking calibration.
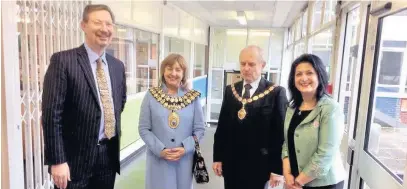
[212,45,288,189]
[42,4,126,189]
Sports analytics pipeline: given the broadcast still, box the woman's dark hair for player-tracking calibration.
[288,54,329,108]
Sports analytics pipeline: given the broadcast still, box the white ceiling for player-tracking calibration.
[169,1,308,28]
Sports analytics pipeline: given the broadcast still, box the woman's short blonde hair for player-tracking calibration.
[160,53,188,87]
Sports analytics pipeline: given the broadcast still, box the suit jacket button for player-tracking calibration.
[171,139,175,142]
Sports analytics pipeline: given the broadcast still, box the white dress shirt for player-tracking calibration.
[241,76,262,98]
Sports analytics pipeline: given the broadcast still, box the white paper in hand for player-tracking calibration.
[264,181,285,189]
[264,173,285,189]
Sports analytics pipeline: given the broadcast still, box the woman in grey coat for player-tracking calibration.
[138,53,205,189]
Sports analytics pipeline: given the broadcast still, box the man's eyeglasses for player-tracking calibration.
[90,20,114,29]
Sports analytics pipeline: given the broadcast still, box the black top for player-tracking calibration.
[288,108,312,177]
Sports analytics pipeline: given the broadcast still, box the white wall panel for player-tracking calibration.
[91,1,209,45]
[132,1,162,32]
[93,1,132,22]
[162,5,179,37]
[179,10,194,41]
[193,17,209,45]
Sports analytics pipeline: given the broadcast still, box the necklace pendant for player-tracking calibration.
[168,111,180,129]
[238,105,247,120]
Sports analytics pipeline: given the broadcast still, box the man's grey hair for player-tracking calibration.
[240,45,266,64]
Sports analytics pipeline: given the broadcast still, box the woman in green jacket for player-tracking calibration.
[282,54,346,189]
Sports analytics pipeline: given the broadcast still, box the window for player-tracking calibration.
[302,9,308,37]
[310,28,334,78]
[164,36,191,67]
[339,7,360,128]
[150,34,159,87]
[106,25,160,150]
[323,0,337,24]
[295,19,302,41]
[312,1,323,31]
[378,51,403,85]
[269,29,285,84]
[270,29,284,70]
[248,29,271,62]
[289,27,294,45]
[294,41,305,58]
[194,43,206,77]
[107,26,134,92]
[226,29,247,63]
[135,30,154,92]
[367,9,407,183]
[211,28,226,68]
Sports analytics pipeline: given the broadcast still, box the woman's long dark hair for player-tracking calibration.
[288,54,329,108]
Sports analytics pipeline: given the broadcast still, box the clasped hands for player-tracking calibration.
[268,173,304,189]
[160,147,185,161]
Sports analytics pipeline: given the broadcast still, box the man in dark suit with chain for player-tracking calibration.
[212,45,288,189]
[42,4,126,189]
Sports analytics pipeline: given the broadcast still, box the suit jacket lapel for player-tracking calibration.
[298,97,328,127]
[106,54,117,111]
[234,81,243,98]
[253,77,267,97]
[298,108,320,126]
[285,107,295,128]
[77,45,100,106]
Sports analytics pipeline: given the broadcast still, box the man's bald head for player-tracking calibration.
[239,45,266,83]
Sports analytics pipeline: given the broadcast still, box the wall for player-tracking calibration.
[1,21,10,189]
[92,0,209,45]
[376,97,399,118]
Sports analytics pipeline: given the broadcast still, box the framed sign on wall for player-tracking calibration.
[223,70,268,92]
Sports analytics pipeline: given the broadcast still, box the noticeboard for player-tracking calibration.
[223,70,268,90]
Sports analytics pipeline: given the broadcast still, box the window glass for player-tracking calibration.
[302,10,308,37]
[295,19,302,41]
[248,29,270,62]
[366,10,407,183]
[309,28,334,79]
[323,0,337,24]
[106,25,160,150]
[378,51,403,85]
[226,29,247,63]
[312,1,323,31]
[194,44,206,77]
[135,30,151,92]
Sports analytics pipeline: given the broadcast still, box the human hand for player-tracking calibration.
[284,173,302,189]
[51,162,71,189]
[160,148,173,160]
[168,147,185,161]
[212,162,223,176]
[160,147,185,161]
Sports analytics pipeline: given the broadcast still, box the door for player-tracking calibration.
[336,2,370,188]
[352,1,407,189]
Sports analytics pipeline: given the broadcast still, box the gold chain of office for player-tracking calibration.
[231,83,275,120]
[149,87,200,129]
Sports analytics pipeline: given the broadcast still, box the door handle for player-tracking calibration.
[347,139,356,165]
